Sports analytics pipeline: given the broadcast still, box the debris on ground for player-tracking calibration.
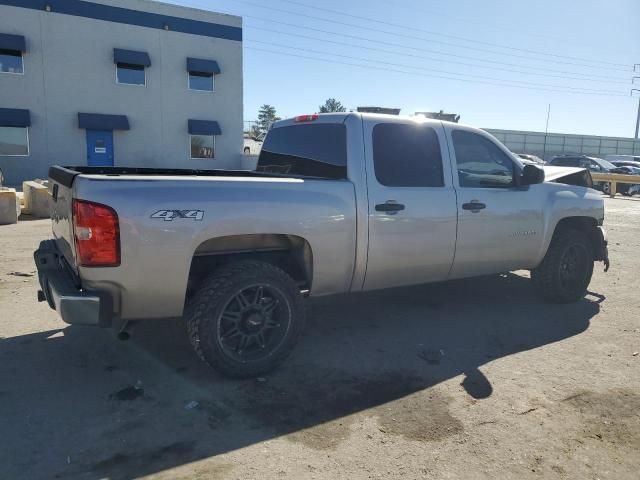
[519,407,539,415]
[418,348,445,365]
[110,386,144,401]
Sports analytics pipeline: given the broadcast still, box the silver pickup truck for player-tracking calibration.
[35,113,609,378]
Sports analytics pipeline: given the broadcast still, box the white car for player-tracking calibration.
[243,132,265,155]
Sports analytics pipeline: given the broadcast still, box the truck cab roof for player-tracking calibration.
[273,112,468,129]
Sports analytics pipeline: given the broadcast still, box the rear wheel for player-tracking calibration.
[185,261,305,378]
[531,228,594,303]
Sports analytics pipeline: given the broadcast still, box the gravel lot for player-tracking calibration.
[1,197,639,480]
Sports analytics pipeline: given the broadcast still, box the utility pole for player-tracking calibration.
[543,104,551,158]
[631,92,640,140]
[632,87,640,140]
[633,65,640,139]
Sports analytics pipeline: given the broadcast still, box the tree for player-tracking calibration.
[256,104,280,138]
[319,98,346,113]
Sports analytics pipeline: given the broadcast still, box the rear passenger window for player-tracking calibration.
[257,124,347,179]
[372,123,444,187]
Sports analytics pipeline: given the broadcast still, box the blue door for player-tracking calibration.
[86,130,114,166]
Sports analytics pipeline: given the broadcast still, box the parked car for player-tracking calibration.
[609,165,640,196]
[243,132,265,155]
[516,153,545,165]
[604,154,640,164]
[35,113,609,378]
[547,155,621,193]
[547,157,640,196]
[548,154,616,172]
[610,159,640,169]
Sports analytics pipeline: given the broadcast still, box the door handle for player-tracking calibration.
[462,201,486,212]
[375,201,405,213]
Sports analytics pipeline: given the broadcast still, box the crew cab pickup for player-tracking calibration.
[35,113,609,378]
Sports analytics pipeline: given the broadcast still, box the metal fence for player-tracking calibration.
[243,120,258,134]
[484,128,640,161]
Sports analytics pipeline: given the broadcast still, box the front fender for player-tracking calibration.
[535,184,605,267]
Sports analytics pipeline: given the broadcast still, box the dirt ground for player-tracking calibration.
[1,197,639,480]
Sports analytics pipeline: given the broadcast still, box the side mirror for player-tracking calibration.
[521,164,545,185]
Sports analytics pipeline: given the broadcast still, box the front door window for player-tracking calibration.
[452,130,515,188]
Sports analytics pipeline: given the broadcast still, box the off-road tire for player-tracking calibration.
[531,228,594,303]
[185,260,305,378]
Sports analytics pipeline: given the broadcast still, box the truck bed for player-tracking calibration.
[47,164,358,320]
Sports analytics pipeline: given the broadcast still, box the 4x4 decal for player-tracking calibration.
[151,210,204,221]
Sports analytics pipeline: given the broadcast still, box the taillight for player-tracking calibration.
[294,114,319,123]
[72,199,120,267]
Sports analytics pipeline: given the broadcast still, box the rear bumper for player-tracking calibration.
[34,240,113,327]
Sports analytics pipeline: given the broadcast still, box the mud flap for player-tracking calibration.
[596,227,610,272]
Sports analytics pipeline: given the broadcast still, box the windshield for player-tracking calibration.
[593,157,616,170]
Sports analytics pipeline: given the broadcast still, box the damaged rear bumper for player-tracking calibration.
[34,240,113,327]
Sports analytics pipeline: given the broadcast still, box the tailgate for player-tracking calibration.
[48,167,77,270]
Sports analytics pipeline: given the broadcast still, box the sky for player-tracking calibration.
[167,0,639,137]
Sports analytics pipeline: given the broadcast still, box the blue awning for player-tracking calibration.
[0,108,31,127]
[113,48,151,67]
[188,120,222,136]
[0,33,26,52]
[187,58,220,75]
[78,113,130,131]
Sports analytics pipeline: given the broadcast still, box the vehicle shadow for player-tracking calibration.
[0,272,601,479]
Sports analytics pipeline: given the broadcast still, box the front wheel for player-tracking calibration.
[531,228,594,303]
[185,261,305,378]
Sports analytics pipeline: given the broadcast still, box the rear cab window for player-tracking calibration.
[257,124,347,179]
[372,123,444,187]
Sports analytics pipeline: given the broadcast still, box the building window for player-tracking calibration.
[116,63,145,86]
[189,71,214,92]
[190,135,215,159]
[0,126,29,156]
[0,49,23,74]
[186,58,219,92]
[113,48,150,86]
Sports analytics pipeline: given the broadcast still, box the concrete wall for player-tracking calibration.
[0,0,243,185]
[485,128,640,161]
